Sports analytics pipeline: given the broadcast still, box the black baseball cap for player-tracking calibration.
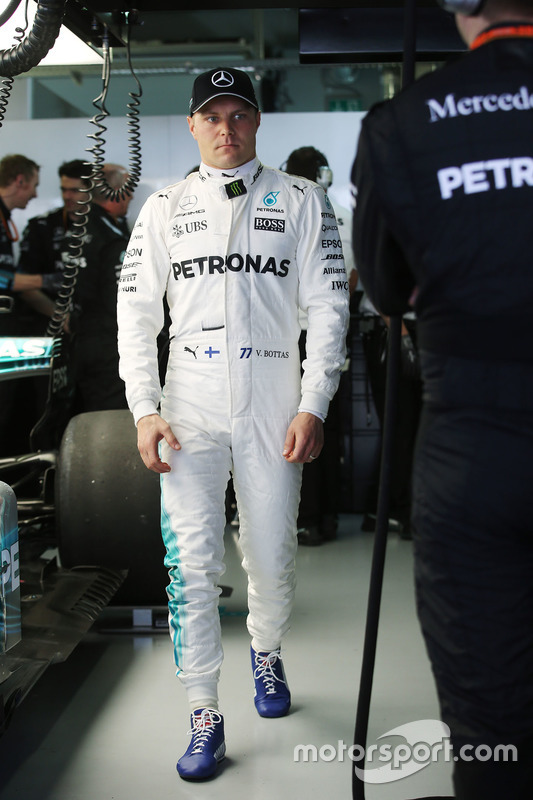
[189,67,259,115]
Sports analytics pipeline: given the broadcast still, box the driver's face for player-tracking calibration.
[187,96,260,171]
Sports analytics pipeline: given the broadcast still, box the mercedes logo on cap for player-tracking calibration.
[212,70,235,88]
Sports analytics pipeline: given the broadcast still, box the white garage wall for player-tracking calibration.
[0,111,365,255]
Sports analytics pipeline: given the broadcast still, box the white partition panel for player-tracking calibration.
[0,111,365,255]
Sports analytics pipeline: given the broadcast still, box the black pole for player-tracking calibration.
[402,0,418,90]
[351,2,418,798]
[351,314,402,799]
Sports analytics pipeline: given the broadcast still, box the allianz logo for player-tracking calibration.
[427,86,533,122]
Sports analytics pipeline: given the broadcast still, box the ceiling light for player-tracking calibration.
[0,1,102,66]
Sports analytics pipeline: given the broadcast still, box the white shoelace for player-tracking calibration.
[253,649,286,696]
[187,709,223,755]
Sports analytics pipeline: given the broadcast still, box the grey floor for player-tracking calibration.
[0,514,455,799]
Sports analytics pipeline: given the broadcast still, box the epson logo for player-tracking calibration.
[254,217,285,233]
[427,86,533,123]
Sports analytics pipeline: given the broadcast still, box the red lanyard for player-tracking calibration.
[471,24,533,50]
[0,208,18,242]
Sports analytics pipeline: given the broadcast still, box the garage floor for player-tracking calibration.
[0,514,455,800]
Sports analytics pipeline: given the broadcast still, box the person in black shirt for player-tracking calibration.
[69,163,132,412]
[17,159,91,333]
[0,154,57,456]
[352,1,533,797]
[0,154,51,333]
[283,146,356,545]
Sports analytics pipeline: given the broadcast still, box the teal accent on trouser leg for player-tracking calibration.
[158,416,231,693]
[160,483,185,676]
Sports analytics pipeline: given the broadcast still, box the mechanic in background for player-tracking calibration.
[0,154,62,332]
[69,163,132,413]
[16,159,91,334]
[352,0,533,797]
[284,145,356,545]
[0,154,62,457]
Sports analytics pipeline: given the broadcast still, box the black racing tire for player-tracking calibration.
[56,410,168,606]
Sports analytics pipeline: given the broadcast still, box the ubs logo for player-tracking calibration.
[186,220,207,233]
[173,220,207,237]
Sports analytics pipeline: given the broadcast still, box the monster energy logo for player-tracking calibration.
[225,179,247,199]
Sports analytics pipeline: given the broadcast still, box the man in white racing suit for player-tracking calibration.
[117,67,350,781]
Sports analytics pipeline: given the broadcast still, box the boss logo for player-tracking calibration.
[254,217,285,233]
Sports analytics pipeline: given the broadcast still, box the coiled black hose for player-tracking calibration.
[45,175,92,338]
[0,0,66,77]
[0,2,28,128]
[87,14,142,201]
[0,0,23,28]
[48,15,143,335]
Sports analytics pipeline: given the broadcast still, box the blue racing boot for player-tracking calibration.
[251,646,291,718]
[177,708,226,781]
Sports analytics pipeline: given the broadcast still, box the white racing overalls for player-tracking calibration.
[117,158,350,702]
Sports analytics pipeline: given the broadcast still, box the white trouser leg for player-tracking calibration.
[232,415,303,653]
[160,343,302,693]
[160,412,232,701]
